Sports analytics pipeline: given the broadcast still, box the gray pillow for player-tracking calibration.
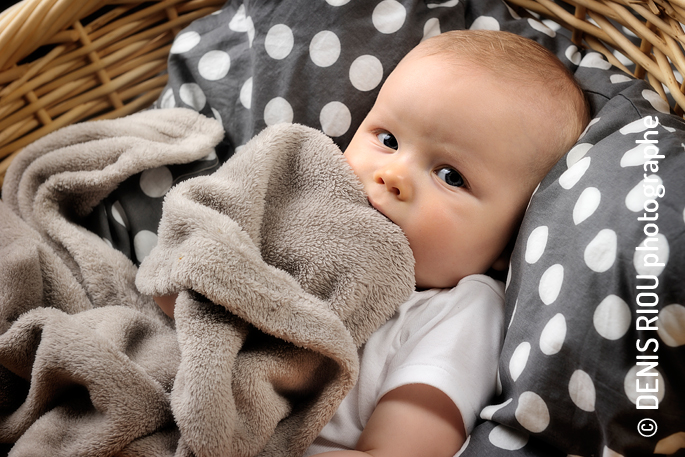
[458,5,685,454]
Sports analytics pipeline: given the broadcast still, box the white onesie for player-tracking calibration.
[304,274,505,455]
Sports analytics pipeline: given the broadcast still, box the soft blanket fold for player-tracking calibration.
[0,108,415,457]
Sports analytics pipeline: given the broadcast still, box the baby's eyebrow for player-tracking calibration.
[440,143,479,175]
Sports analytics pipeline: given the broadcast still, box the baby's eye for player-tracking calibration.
[377,132,398,150]
[436,167,465,188]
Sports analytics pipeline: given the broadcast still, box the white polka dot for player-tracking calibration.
[620,142,655,167]
[527,18,556,37]
[245,17,255,46]
[579,52,612,69]
[422,17,441,41]
[140,166,173,198]
[515,391,550,433]
[526,183,539,211]
[326,0,351,4]
[201,149,217,161]
[229,6,254,46]
[170,31,201,54]
[111,201,129,228]
[504,2,521,19]
[559,156,590,189]
[569,370,596,412]
[198,50,230,81]
[508,298,518,329]
[624,364,665,405]
[633,233,669,276]
[574,187,601,225]
[539,264,564,305]
[134,230,158,262]
[625,174,664,212]
[101,237,112,248]
[611,74,633,83]
[539,313,566,355]
[179,83,206,110]
[309,31,341,67]
[566,143,593,168]
[613,50,633,67]
[454,435,470,457]
[578,117,600,140]
[160,88,175,109]
[229,5,248,31]
[658,304,685,347]
[489,425,528,450]
[593,294,631,340]
[509,341,530,382]
[565,45,581,65]
[547,18,563,29]
[655,432,685,454]
[427,0,459,7]
[496,368,502,395]
[622,26,638,38]
[505,263,512,291]
[372,0,406,34]
[481,398,512,420]
[525,226,548,264]
[470,16,500,30]
[349,55,383,92]
[240,77,252,109]
[584,228,617,273]
[620,117,654,134]
[211,107,222,125]
[603,447,624,457]
[642,89,670,113]
[264,97,293,125]
[320,101,351,137]
[265,24,294,60]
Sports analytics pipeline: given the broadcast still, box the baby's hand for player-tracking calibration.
[154,294,177,319]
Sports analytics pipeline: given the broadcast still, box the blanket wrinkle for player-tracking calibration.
[0,109,414,457]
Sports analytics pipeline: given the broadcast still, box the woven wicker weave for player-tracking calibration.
[1,0,684,185]
[506,0,685,114]
[0,0,224,186]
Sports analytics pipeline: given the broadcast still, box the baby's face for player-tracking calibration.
[345,52,558,289]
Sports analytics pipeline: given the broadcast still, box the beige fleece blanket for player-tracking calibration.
[0,108,414,457]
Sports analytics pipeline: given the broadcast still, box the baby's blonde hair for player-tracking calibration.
[414,30,590,185]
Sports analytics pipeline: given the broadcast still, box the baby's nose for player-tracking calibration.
[373,164,412,201]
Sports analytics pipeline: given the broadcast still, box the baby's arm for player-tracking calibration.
[313,383,466,457]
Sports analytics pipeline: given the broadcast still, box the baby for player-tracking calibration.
[156,30,589,457]
[303,30,589,457]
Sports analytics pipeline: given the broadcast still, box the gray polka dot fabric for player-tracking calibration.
[459,57,685,456]
[79,0,685,454]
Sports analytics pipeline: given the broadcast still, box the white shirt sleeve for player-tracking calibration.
[304,275,505,456]
[375,275,505,434]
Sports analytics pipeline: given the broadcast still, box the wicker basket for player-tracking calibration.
[1,0,684,186]
[0,0,224,186]
[506,0,685,114]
